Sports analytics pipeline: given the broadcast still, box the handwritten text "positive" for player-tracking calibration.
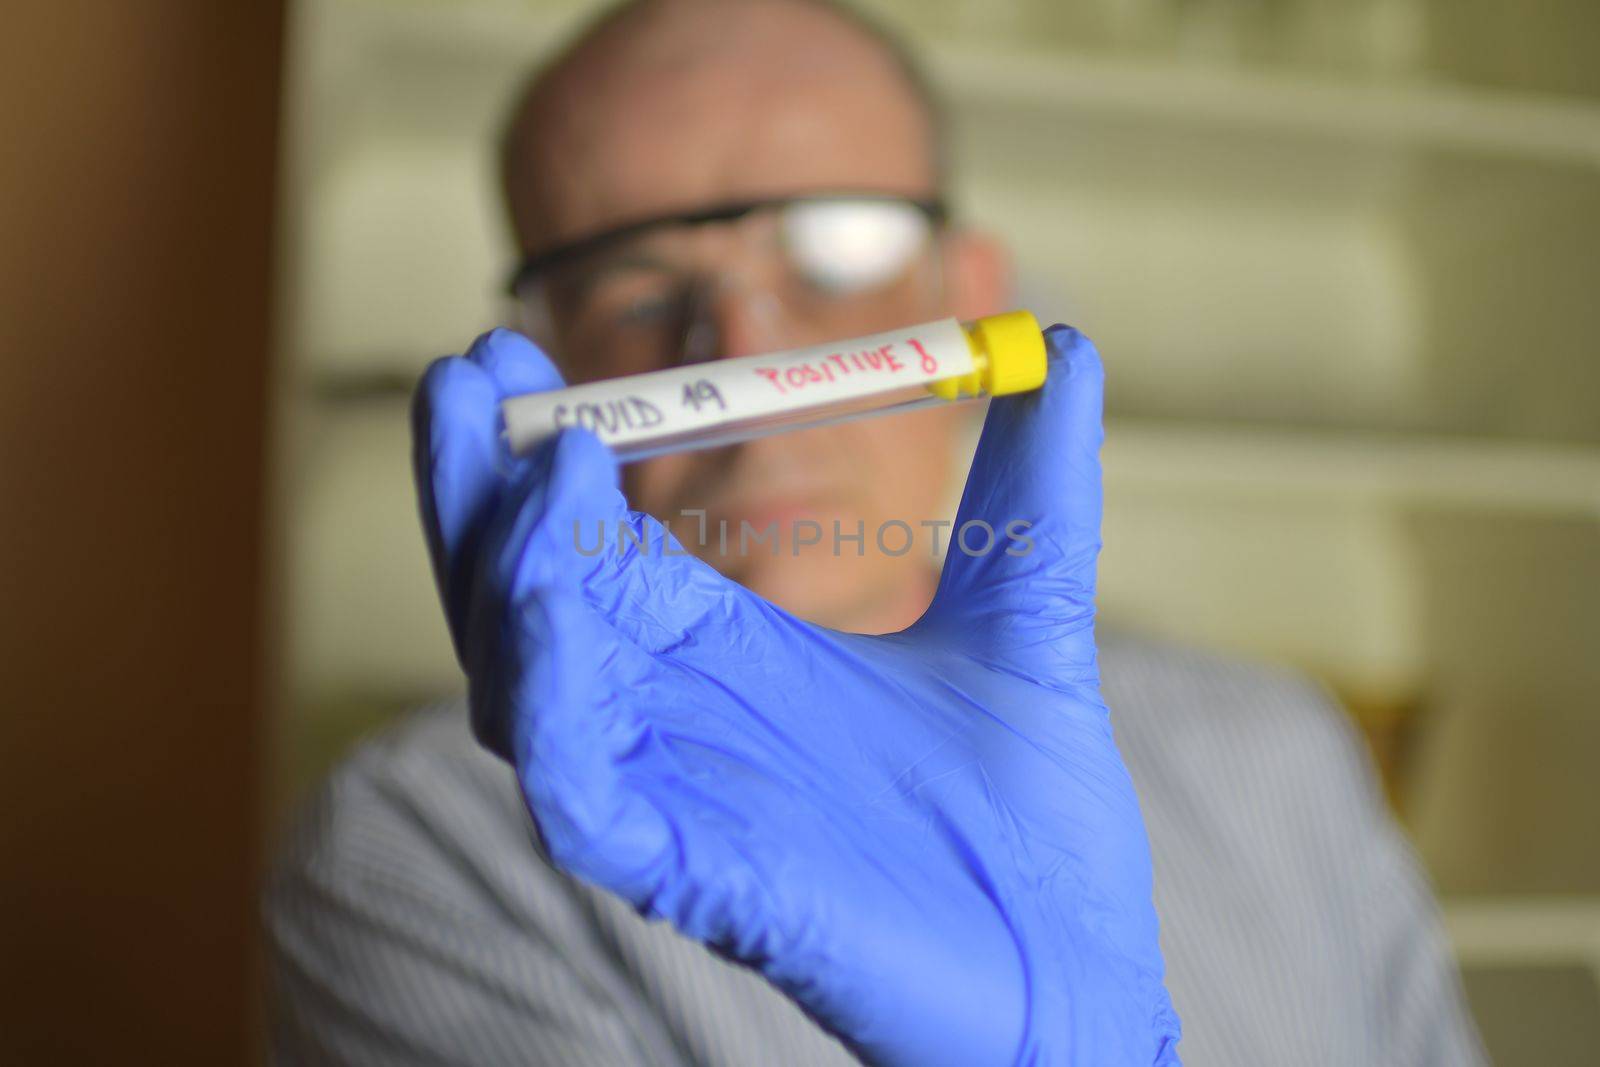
[751,343,914,395]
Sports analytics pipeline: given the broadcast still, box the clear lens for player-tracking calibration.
[782,199,931,295]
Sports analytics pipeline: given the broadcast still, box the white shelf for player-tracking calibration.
[1103,418,1600,519]
[934,46,1600,170]
[1443,897,1600,971]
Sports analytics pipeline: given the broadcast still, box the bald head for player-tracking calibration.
[500,0,942,254]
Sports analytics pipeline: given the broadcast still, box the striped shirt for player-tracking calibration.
[265,632,1484,1065]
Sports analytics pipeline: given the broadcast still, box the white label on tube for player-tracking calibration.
[502,317,974,453]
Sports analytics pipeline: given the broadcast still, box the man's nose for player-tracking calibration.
[706,287,791,362]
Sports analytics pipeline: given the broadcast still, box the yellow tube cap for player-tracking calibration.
[971,310,1047,396]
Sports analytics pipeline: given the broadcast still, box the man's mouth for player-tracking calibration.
[687,489,850,545]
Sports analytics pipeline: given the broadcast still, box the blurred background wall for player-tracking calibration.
[2,3,284,1063]
[273,0,1600,1060]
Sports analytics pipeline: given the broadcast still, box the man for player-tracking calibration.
[267,1,1484,1063]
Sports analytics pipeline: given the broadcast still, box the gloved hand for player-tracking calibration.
[412,324,1181,1066]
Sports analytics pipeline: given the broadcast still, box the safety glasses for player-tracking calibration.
[506,193,949,381]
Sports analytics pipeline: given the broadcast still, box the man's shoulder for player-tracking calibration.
[1098,630,1375,810]
[294,700,511,821]
[1101,630,1351,743]
[273,701,536,899]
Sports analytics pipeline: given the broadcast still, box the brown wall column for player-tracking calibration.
[0,3,284,1062]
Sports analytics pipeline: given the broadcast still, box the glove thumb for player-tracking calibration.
[922,325,1105,681]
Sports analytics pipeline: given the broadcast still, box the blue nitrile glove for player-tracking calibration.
[412,324,1181,1066]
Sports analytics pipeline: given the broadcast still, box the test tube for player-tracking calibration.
[502,310,1047,462]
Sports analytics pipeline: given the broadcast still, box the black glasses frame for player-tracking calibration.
[506,192,948,296]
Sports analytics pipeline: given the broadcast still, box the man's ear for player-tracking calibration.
[941,228,1012,322]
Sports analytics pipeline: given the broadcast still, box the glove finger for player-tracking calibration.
[922,325,1104,676]
[581,506,763,657]
[494,425,628,603]
[412,329,566,660]
[411,356,502,659]
[491,424,760,658]
[507,587,790,960]
[505,579,675,903]
[467,326,566,398]
[437,327,762,658]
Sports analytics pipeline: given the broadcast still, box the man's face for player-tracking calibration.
[505,3,1002,631]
